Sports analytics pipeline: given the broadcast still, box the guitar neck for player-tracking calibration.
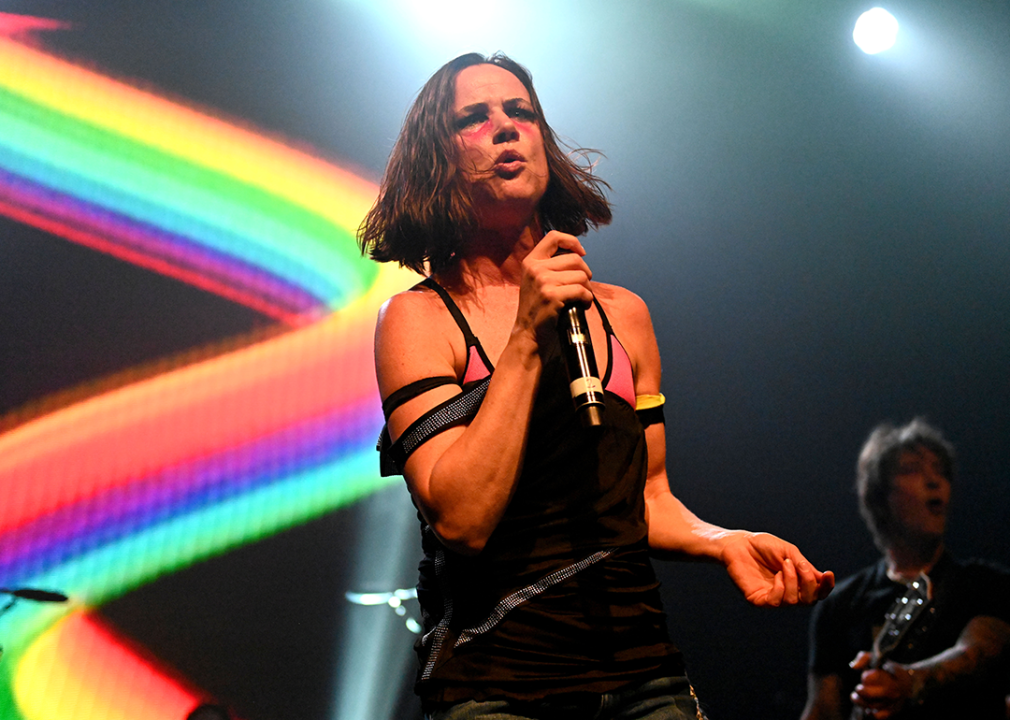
[849,574,933,719]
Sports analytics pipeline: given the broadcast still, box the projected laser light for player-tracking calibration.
[853,7,899,55]
[0,20,417,720]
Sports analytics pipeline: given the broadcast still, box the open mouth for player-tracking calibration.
[493,150,524,175]
[926,498,946,515]
[496,150,524,164]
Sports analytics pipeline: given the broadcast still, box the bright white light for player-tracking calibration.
[853,8,900,54]
[331,489,420,720]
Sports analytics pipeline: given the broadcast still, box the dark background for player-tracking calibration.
[2,1,1008,718]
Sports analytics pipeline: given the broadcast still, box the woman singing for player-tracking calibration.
[358,52,833,720]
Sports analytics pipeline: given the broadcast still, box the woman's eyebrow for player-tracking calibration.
[456,97,530,113]
[456,102,488,114]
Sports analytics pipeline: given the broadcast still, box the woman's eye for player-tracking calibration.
[508,107,536,121]
[455,113,486,130]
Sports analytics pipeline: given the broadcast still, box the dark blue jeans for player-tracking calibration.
[426,675,704,720]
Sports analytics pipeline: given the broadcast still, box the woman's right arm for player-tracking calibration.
[375,231,592,555]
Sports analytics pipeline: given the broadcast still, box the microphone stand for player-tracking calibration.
[0,587,69,663]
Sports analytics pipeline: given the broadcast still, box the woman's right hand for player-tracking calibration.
[373,231,595,554]
[374,231,592,554]
[515,230,594,349]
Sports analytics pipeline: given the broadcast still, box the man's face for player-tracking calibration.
[887,445,950,543]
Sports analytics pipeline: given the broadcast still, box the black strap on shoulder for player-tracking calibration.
[382,376,457,419]
[593,296,614,334]
[378,376,491,477]
[420,276,496,379]
[420,277,480,346]
[592,296,615,388]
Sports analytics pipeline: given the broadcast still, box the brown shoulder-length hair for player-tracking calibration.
[357,52,612,275]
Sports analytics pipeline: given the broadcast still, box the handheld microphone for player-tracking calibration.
[558,303,605,427]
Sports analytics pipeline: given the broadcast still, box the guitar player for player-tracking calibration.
[801,419,1010,719]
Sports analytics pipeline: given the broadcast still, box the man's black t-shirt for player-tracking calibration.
[809,552,1010,718]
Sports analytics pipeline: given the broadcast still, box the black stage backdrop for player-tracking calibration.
[2,2,1008,719]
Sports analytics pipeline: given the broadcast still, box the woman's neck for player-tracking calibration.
[441,221,543,290]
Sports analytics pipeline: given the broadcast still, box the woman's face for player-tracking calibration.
[451,63,549,227]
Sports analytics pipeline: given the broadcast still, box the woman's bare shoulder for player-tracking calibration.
[592,281,661,386]
[377,282,445,334]
[375,282,461,393]
[591,281,651,325]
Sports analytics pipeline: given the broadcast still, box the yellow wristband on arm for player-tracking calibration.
[635,393,666,411]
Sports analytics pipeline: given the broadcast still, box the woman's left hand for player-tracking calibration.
[720,531,835,606]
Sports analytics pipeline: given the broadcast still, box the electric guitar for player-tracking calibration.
[851,573,933,719]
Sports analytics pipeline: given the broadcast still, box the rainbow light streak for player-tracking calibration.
[4,444,386,640]
[0,307,381,535]
[0,394,376,581]
[0,166,319,322]
[0,24,419,720]
[15,611,202,720]
[0,34,381,322]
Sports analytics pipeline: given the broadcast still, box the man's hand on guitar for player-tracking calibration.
[849,652,919,719]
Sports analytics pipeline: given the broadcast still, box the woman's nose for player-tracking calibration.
[492,112,519,144]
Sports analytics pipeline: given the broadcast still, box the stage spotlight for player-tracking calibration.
[853,7,899,54]
[330,487,419,720]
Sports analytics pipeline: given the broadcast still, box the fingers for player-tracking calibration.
[528,262,592,304]
[782,557,800,605]
[727,533,830,608]
[791,555,833,605]
[851,689,893,719]
[756,535,833,606]
[778,555,826,606]
[794,558,819,604]
[783,545,833,605]
[849,651,873,671]
[763,568,786,607]
[526,233,590,278]
[816,570,835,600]
[851,674,901,719]
[530,230,585,259]
[747,577,782,607]
[515,232,595,342]
[521,232,593,308]
[850,666,906,719]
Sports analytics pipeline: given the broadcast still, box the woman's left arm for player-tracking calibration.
[607,285,834,607]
